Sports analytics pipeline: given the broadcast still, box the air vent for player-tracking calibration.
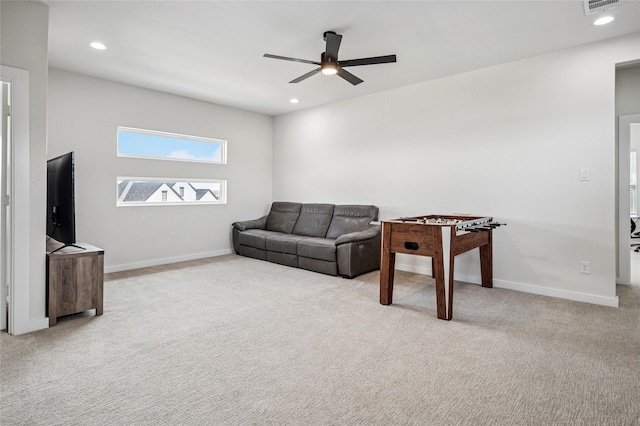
[583,0,619,15]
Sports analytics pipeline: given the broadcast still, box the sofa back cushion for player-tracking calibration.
[266,202,302,234]
[326,205,379,239]
[292,204,335,237]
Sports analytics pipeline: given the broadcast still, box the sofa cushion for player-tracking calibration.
[238,229,283,250]
[266,234,307,255]
[291,203,335,237]
[326,205,379,239]
[297,237,337,262]
[266,202,302,234]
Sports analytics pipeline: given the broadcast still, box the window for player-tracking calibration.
[631,150,637,216]
[116,126,227,207]
[117,127,226,164]
[117,178,226,206]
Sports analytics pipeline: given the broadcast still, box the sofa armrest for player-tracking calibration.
[335,225,381,245]
[232,215,268,253]
[336,225,381,278]
[232,215,268,231]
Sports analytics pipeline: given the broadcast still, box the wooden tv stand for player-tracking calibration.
[46,241,104,326]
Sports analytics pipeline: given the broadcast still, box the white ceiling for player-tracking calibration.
[45,0,640,116]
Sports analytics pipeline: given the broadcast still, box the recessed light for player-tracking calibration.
[593,16,615,26]
[290,98,299,104]
[90,42,107,50]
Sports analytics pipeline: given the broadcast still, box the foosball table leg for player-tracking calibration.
[380,252,395,305]
[480,232,493,288]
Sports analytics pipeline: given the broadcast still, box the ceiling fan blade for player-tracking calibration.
[263,54,320,66]
[289,68,321,83]
[324,31,342,60]
[339,54,397,67]
[337,68,363,86]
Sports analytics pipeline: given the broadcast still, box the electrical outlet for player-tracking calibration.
[580,261,590,274]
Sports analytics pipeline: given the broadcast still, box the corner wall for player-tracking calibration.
[47,69,273,272]
[274,33,640,306]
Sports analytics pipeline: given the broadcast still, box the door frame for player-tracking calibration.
[0,65,39,335]
[1,80,8,330]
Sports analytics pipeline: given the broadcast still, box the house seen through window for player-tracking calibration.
[117,178,226,206]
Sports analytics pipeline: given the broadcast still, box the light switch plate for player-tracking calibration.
[579,168,590,181]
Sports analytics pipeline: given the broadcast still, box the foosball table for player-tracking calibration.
[379,214,505,320]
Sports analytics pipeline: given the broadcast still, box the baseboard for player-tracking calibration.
[396,261,432,277]
[395,262,620,308]
[11,317,49,336]
[492,279,619,308]
[104,249,233,274]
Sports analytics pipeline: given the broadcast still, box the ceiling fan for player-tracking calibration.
[263,31,397,86]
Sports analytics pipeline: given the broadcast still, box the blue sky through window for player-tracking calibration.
[118,128,224,163]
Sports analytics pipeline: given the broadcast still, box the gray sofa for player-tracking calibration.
[232,202,381,278]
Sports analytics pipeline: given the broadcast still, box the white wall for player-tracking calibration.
[0,1,50,334]
[616,65,640,116]
[48,69,273,272]
[274,33,640,307]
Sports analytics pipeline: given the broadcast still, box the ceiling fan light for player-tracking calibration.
[321,63,338,75]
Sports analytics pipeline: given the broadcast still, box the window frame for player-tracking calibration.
[117,126,227,164]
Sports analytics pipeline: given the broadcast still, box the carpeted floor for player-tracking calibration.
[1,254,639,425]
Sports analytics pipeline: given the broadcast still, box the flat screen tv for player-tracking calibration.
[46,152,81,252]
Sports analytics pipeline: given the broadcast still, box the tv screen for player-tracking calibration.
[46,151,76,246]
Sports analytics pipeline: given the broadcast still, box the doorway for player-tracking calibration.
[618,114,640,285]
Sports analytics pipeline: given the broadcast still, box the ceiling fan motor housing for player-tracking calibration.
[323,31,337,41]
